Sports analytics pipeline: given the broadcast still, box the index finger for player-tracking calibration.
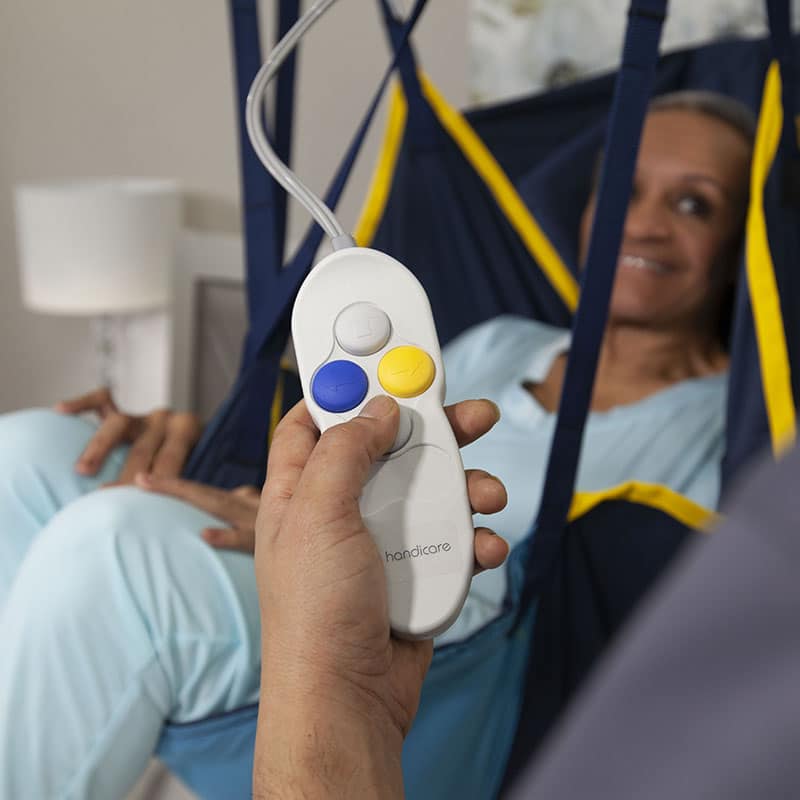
[114,411,169,484]
[55,387,116,416]
[260,400,321,523]
[76,413,136,475]
[444,399,501,448]
[151,413,203,478]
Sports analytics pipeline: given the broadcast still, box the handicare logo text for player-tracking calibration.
[385,542,452,562]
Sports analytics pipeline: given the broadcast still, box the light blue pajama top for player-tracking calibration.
[437,315,727,644]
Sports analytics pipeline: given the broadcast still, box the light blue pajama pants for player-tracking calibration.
[0,409,261,800]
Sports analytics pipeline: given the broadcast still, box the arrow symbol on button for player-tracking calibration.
[392,360,423,377]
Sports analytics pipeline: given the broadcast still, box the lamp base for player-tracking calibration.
[90,312,171,411]
[91,314,121,394]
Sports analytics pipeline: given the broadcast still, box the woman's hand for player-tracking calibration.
[135,398,508,564]
[55,387,202,485]
[135,474,260,552]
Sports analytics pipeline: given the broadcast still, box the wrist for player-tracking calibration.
[255,683,405,799]
[261,628,410,738]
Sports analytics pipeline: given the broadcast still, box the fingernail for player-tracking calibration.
[486,400,502,423]
[135,472,153,488]
[203,530,228,548]
[360,395,396,419]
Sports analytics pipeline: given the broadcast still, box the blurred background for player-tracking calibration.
[0,0,469,415]
[2,0,788,418]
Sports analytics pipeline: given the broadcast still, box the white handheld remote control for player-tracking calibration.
[291,246,474,639]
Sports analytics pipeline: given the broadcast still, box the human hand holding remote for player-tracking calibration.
[253,396,507,799]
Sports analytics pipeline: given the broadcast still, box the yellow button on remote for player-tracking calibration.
[378,346,436,398]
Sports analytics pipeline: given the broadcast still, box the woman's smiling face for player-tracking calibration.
[579,107,752,337]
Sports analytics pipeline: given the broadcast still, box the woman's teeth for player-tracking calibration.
[620,254,668,274]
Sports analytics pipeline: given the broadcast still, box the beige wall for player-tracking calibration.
[0,0,468,412]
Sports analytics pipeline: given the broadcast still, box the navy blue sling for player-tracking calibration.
[182,0,431,490]
[157,1,799,797]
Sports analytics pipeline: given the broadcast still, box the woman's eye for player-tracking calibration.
[676,194,711,217]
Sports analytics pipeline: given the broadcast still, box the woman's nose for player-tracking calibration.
[623,195,670,241]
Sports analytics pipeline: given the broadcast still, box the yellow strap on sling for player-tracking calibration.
[353,76,580,312]
[746,61,797,455]
[570,481,720,532]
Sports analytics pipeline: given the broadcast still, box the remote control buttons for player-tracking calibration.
[335,303,391,356]
[312,360,368,413]
[378,346,435,398]
[387,406,413,454]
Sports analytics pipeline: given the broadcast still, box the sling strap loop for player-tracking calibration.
[521,0,669,599]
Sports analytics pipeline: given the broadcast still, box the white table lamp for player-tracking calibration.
[14,178,181,391]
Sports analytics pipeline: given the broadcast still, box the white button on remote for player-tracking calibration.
[387,406,413,454]
[335,302,392,356]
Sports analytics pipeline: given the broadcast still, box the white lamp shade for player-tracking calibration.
[14,179,181,315]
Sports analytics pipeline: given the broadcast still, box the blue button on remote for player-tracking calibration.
[312,360,369,413]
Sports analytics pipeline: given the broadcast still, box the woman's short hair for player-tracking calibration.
[590,91,757,189]
[649,90,757,146]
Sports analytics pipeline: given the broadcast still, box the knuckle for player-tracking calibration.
[323,423,370,458]
[148,409,170,425]
[108,411,129,427]
[270,412,304,448]
[264,476,294,506]
[171,412,203,437]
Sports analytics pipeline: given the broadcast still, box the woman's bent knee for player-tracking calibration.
[0,408,128,478]
[0,408,92,464]
[0,409,126,523]
[6,486,261,719]
[0,410,119,593]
